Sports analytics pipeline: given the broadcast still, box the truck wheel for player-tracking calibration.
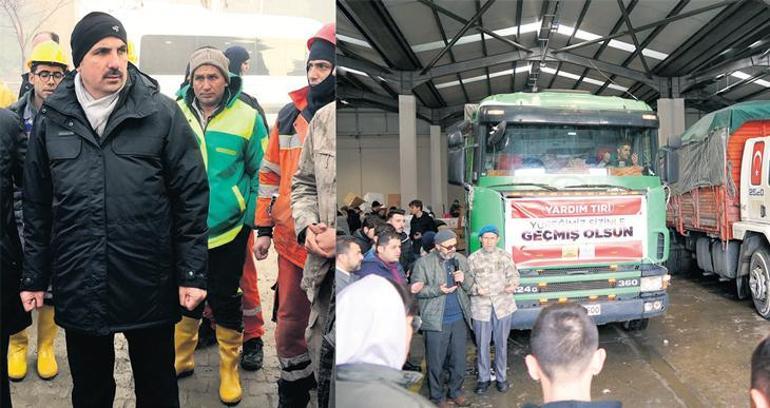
[666,248,693,275]
[749,248,770,319]
[622,318,649,331]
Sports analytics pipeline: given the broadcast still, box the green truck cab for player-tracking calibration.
[448,91,670,330]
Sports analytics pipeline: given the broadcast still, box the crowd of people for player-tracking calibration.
[0,11,336,408]
[335,198,770,408]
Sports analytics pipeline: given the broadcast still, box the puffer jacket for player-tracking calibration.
[0,109,31,336]
[336,363,434,408]
[21,65,209,335]
[411,251,474,332]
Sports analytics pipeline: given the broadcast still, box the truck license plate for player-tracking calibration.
[585,304,601,316]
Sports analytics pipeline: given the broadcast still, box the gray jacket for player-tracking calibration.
[336,363,435,408]
[411,251,474,332]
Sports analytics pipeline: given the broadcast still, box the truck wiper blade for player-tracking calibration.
[563,184,632,191]
[487,182,558,191]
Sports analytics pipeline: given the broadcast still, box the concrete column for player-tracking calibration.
[399,95,418,209]
[430,125,444,214]
[657,98,686,147]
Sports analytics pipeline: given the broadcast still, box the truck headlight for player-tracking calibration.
[640,276,663,292]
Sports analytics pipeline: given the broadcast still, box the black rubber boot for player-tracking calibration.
[240,337,264,371]
[277,375,317,408]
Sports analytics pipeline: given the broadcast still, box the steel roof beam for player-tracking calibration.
[416,0,532,53]
[555,1,732,54]
[616,0,651,76]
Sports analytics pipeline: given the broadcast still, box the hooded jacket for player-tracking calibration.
[21,65,210,335]
[178,73,267,248]
[336,275,433,407]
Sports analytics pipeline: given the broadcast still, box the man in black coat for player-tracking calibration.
[20,12,209,407]
[0,108,31,408]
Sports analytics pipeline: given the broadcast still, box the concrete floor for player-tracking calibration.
[409,272,770,408]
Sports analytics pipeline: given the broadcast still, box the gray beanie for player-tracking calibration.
[189,48,230,83]
[434,230,457,246]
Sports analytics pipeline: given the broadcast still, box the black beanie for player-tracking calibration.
[307,38,335,68]
[71,12,127,67]
[224,46,250,75]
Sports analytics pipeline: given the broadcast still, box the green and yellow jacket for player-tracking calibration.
[178,74,267,248]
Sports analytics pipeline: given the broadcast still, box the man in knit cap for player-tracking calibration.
[253,22,336,406]
[411,230,474,407]
[174,46,267,406]
[20,11,209,407]
[467,224,519,394]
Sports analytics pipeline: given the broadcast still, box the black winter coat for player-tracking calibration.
[21,66,210,335]
[0,109,31,336]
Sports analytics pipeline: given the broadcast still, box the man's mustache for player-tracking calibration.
[104,69,123,78]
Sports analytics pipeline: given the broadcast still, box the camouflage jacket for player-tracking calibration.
[467,247,520,321]
[291,101,336,304]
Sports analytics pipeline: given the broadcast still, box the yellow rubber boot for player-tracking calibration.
[174,316,199,378]
[36,305,59,380]
[216,326,243,406]
[8,329,28,381]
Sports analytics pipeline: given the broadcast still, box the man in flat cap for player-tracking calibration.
[20,11,209,407]
[173,46,267,406]
[411,229,475,408]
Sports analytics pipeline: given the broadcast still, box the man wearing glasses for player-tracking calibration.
[411,230,474,408]
[467,224,519,395]
[7,40,68,383]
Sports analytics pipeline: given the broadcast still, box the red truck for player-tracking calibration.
[662,101,770,318]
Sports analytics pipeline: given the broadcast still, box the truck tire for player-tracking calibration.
[622,318,649,331]
[749,248,770,319]
[666,248,693,275]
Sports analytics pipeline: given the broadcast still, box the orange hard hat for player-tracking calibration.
[307,23,335,49]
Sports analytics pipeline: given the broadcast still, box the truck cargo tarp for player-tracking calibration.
[670,101,770,195]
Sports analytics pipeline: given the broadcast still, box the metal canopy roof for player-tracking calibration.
[337,0,770,125]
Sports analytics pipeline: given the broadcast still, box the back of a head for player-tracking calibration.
[530,303,599,380]
[752,336,770,402]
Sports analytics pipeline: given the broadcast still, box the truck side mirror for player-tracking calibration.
[666,150,679,184]
[448,144,465,186]
[448,127,464,149]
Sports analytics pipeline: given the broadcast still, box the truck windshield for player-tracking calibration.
[483,124,656,176]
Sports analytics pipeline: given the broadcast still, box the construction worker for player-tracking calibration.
[7,40,68,382]
[253,22,336,407]
[174,47,267,406]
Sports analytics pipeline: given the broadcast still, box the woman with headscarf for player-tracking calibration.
[337,275,435,407]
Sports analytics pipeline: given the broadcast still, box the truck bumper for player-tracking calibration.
[510,292,669,330]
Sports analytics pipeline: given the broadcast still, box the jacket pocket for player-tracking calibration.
[47,135,81,159]
[232,185,246,212]
[112,134,163,157]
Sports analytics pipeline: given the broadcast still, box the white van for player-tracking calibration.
[105,3,322,125]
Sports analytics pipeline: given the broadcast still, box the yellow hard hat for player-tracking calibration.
[127,40,138,65]
[27,40,68,70]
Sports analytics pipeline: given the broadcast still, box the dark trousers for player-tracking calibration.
[2,332,10,408]
[317,275,335,408]
[66,324,178,408]
[183,226,249,331]
[424,319,467,402]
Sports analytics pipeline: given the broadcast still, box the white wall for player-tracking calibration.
[338,108,450,213]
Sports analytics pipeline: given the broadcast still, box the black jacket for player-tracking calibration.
[1,109,31,336]
[409,212,437,241]
[21,66,210,335]
[17,73,31,99]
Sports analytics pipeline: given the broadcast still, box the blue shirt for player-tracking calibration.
[442,258,463,324]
